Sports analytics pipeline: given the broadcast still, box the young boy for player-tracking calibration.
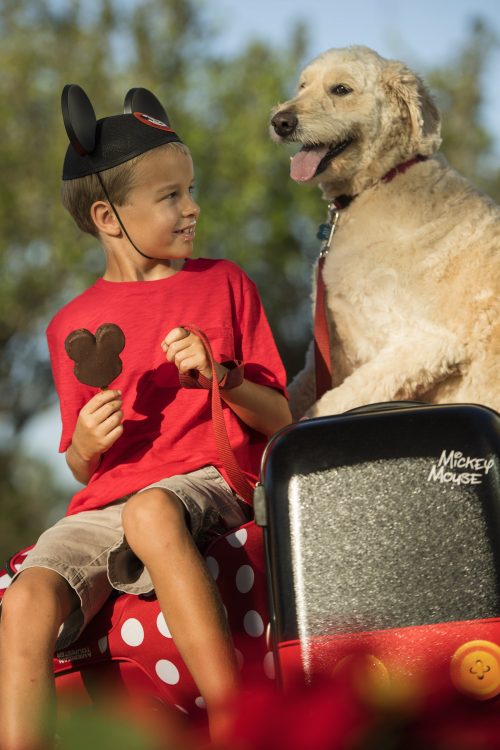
[0,85,291,748]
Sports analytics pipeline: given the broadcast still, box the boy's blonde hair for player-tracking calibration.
[61,141,190,237]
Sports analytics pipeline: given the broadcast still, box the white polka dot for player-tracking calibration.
[0,573,12,590]
[195,696,206,709]
[156,612,172,638]
[235,648,244,670]
[14,564,22,571]
[174,705,189,714]
[236,564,254,593]
[263,651,276,679]
[205,556,219,580]
[226,528,247,547]
[243,610,264,637]
[155,660,180,684]
[120,618,144,647]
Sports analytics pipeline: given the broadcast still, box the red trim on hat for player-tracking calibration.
[133,112,175,132]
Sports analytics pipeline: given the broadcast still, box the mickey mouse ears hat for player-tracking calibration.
[62,84,183,180]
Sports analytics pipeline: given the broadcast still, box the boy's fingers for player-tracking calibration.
[162,327,188,349]
[95,400,122,421]
[176,354,204,374]
[102,423,124,447]
[164,337,194,363]
[86,389,122,414]
[101,410,123,434]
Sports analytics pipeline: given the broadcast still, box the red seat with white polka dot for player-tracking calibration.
[0,521,275,726]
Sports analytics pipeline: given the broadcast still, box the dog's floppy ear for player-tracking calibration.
[382,61,441,155]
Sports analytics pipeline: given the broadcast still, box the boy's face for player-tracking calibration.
[116,147,199,260]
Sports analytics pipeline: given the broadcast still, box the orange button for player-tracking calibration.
[450,640,500,700]
[334,653,391,700]
[334,653,420,709]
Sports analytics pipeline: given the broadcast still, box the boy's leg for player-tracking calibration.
[0,503,123,749]
[122,488,239,741]
[0,567,79,750]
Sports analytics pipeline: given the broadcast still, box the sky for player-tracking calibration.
[209,0,498,63]
[207,0,500,153]
[22,0,500,490]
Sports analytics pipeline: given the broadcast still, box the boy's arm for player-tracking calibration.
[66,443,102,485]
[66,389,123,484]
[217,365,292,437]
[163,328,292,437]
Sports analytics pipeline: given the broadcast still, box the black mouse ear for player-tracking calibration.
[123,87,171,127]
[61,84,97,156]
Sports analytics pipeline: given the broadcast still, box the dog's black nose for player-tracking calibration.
[271,110,298,137]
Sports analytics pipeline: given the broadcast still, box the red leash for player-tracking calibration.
[314,242,335,400]
[183,324,254,504]
[314,192,353,400]
[314,201,341,401]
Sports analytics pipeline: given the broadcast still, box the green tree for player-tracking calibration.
[426,18,500,200]
[0,451,67,555]
[0,0,121,553]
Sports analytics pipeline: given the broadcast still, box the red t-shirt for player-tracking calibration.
[47,259,287,516]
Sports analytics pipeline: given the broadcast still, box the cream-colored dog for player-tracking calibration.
[271,45,499,419]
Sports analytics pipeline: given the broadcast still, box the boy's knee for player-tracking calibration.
[1,568,75,634]
[122,488,187,541]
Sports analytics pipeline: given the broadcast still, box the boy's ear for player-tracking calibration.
[90,200,121,237]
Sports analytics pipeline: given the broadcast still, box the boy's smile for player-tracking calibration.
[173,221,197,241]
[116,146,200,262]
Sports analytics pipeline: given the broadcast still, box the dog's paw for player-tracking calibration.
[308,386,363,417]
[306,398,342,418]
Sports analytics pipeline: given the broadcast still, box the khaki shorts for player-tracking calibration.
[14,466,251,650]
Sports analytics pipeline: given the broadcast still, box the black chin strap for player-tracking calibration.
[96,173,155,260]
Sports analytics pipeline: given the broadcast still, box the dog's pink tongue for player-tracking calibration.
[290,146,329,182]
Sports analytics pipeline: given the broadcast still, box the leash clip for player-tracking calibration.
[316,202,339,257]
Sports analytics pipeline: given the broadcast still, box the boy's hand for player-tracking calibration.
[71,389,123,463]
[162,327,212,379]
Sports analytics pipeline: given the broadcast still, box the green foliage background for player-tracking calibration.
[0,1,499,555]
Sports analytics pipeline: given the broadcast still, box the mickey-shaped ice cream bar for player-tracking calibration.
[64,324,125,389]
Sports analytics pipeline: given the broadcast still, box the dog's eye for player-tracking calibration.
[330,84,352,96]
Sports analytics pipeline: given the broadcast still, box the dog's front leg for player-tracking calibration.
[307,333,466,417]
[288,339,319,420]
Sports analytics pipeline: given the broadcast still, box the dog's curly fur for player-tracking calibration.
[271,46,499,419]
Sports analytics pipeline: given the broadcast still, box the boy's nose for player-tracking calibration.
[184,196,200,217]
